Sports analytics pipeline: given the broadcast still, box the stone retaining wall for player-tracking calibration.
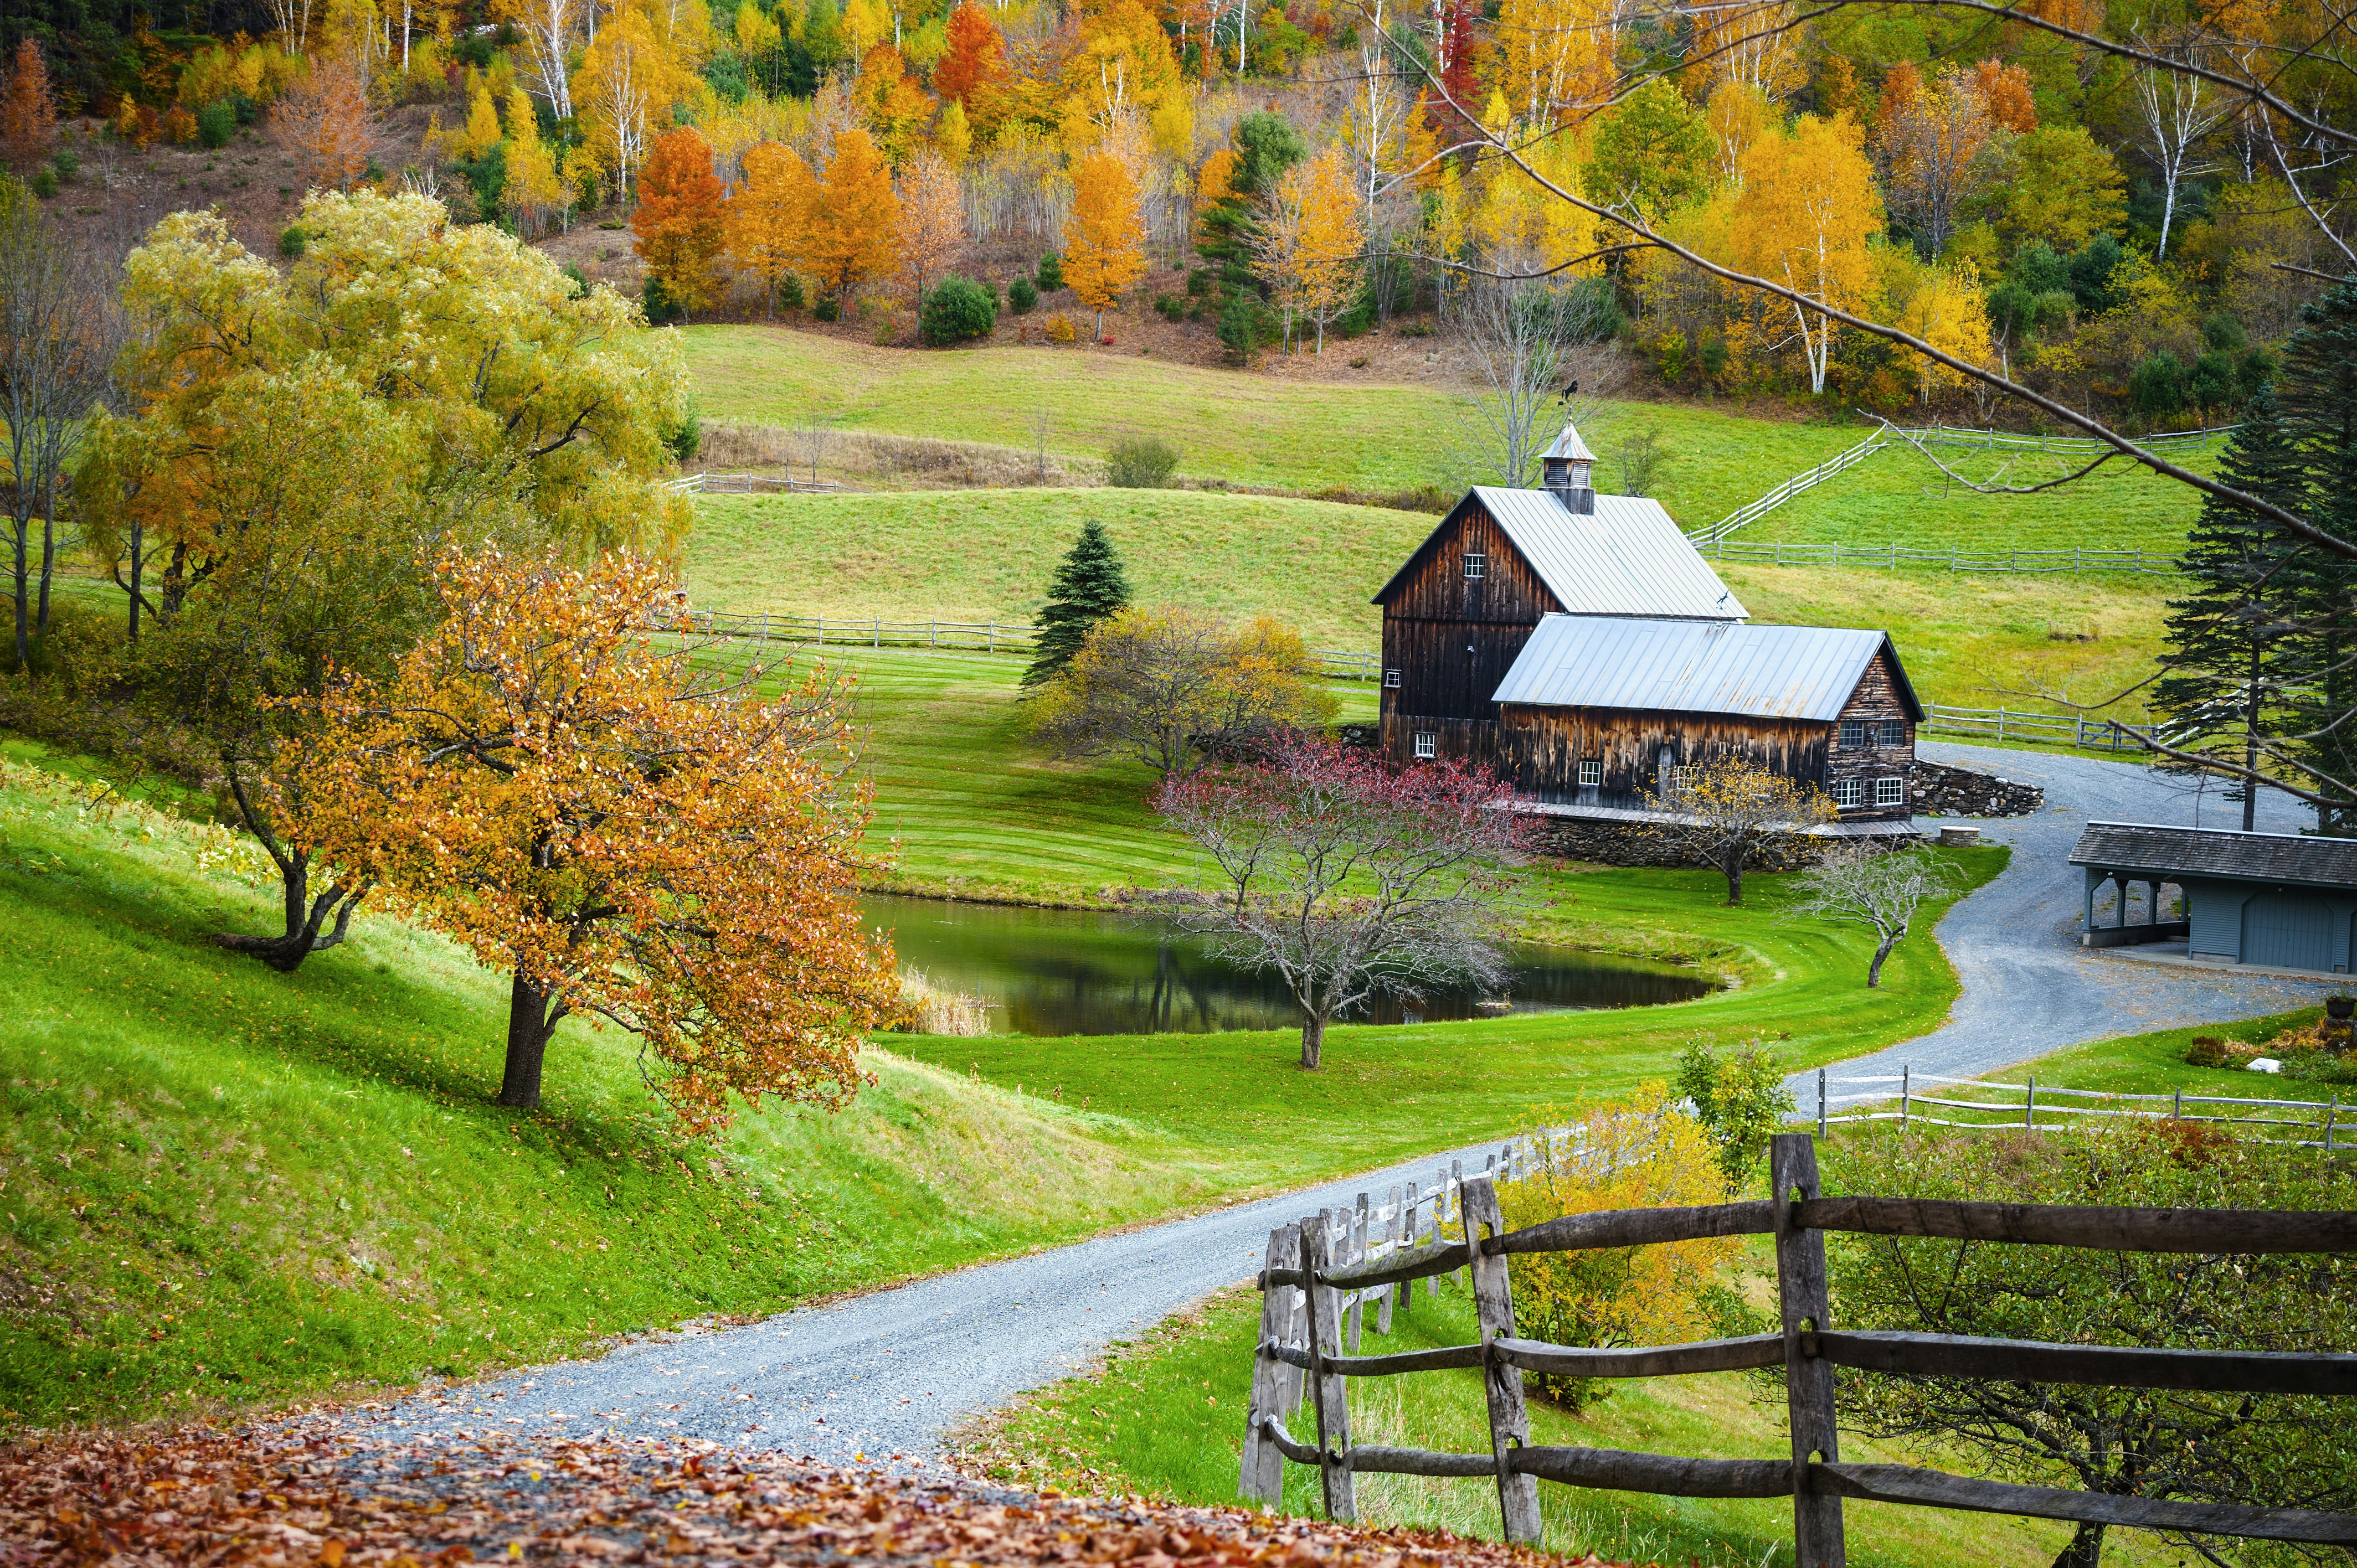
[1523,817,1831,870]
[1909,759,2044,817]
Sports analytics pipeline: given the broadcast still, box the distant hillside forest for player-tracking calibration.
[0,0,2345,428]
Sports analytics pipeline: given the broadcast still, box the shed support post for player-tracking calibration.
[1772,1133,1846,1568]
[1463,1177,1542,1546]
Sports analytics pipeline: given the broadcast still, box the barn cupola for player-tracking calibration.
[1540,422,1597,514]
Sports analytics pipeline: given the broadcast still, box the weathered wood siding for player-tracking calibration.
[1378,498,1562,767]
[1497,706,1829,807]
[1826,647,1914,819]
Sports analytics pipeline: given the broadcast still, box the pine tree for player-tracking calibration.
[2154,384,2308,830]
[2279,286,2357,834]
[1023,521,1132,688]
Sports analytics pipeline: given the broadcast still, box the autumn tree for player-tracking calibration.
[507,0,583,118]
[796,127,899,309]
[501,86,565,236]
[1792,844,1955,987]
[0,39,55,169]
[1063,150,1144,339]
[1730,113,1883,395]
[633,125,728,314]
[1972,58,2036,134]
[1689,0,1804,99]
[1644,752,1836,905]
[272,61,369,192]
[286,548,902,1132]
[727,140,811,314]
[574,2,668,191]
[1492,0,1613,125]
[892,147,965,305]
[1256,145,1359,354]
[78,191,693,966]
[933,0,1007,111]
[852,43,931,161]
[1032,605,1337,780]
[1146,736,1526,1069]
[1877,64,1997,256]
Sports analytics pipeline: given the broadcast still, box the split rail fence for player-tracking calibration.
[1812,1067,2348,1149]
[1239,1132,2357,1562]
[665,472,856,495]
[1695,539,2181,575]
[1920,703,2151,751]
[685,607,1383,681]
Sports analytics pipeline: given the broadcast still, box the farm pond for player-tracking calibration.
[863,893,1716,1037]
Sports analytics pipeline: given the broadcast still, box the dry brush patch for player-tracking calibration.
[0,1420,1630,1568]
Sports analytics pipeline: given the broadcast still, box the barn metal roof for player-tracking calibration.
[2070,822,2357,889]
[1371,487,1748,621]
[1491,614,1924,721]
[1541,424,1597,462]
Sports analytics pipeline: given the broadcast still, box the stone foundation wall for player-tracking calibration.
[1523,817,1833,870]
[1910,759,2044,817]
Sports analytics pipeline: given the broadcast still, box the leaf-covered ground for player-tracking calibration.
[0,1419,1628,1568]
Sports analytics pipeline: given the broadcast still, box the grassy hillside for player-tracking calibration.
[677,325,2209,550]
[0,744,1214,1431]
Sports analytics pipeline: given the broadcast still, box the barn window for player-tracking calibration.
[1670,766,1701,796]
[1832,777,1862,809]
[1875,776,1906,807]
[1383,668,1401,689]
[1881,719,1908,746]
[1577,759,1602,788]
[1462,552,1487,580]
[1840,719,1864,747]
[1414,730,1438,760]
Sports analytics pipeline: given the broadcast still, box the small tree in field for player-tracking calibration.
[1147,737,1527,1068]
[1645,754,1837,905]
[1033,605,1338,780]
[287,548,901,1134]
[1023,519,1131,687]
[1791,843,1954,987]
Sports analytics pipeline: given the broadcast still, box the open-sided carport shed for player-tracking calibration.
[2070,821,2357,973]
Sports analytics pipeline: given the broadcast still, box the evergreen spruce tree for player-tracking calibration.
[2276,286,2357,833]
[2154,383,2308,830]
[1022,520,1132,688]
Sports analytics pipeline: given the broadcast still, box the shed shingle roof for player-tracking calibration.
[1372,487,1747,621]
[1490,614,1924,722]
[2069,822,2357,889]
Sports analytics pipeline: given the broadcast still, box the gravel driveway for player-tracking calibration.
[1799,740,2345,1109]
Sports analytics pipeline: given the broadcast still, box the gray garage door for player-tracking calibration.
[2242,894,2336,971]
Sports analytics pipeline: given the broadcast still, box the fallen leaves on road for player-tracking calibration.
[0,1422,1631,1567]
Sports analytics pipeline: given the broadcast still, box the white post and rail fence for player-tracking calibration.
[1241,1132,2357,1561]
[1810,1067,2345,1148]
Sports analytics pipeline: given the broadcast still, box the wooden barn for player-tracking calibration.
[1489,615,1925,822]
[1372,421,1923,826]
[1372,425,1745,773]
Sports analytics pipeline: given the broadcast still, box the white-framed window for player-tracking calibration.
[1577,759,1602,788]
[1383,668,1401,689]
[1670,765,1701,796]
[1881,719,1909,747]
[1413,730,1438,760]
[1840,719,1864,747]
[1832,777,1862,809]
[1875,776,1906,807]
[1462,551,1487,580]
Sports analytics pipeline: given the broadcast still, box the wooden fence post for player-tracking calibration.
[1241,1224,1301,1505]
[1346,1198,1368,1352]
[1299,1212,1355,1522]
[1772,1133,1845,1568]
[1378,1184,1401,1334]
[1462,1177,1543,1546]
[1452,1160,1467,1286]
[1397,1182,1418,1316]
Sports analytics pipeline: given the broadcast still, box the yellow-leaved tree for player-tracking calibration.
[501,85,566,235]
[1728,113,1883,395]
[728,139,812,314]
[573,2,670,190]
[1063,149,1144,339]
[1491,0,1614,125]
[1489,1087,1740,1409]
[1894,258,1993,406]
[892,146,966,304]
[284,547,902,1134]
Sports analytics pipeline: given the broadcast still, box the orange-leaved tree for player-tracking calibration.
[633,124,728,313]
[272,61,369,192]
[797,127,899,310]
[1063,150,1144,340]
[852,43,932,162]
[727,139,812,314]
[1290,145,1361,354]
[892,147,965,304]
[286,547,902,1134]
[933,0,1007,111]
[0,39,55,168]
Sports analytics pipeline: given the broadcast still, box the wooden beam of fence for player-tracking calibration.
[1798,1196,2357,1253]
[1810,1330,2357,1397]
[1265,1343,1484,1376]
[1515,1446,1795,1499]
[1816,1464,2357,1546]
[1496,1333,1784,1379]
[1497,1201,1778,1256]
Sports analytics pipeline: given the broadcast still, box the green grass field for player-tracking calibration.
[677,326,2209,552]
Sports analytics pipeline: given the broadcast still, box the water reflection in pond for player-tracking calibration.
[863,893,1715,1037]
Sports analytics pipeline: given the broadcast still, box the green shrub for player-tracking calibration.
[1154,293,1181,320]
[561,261,591,299]
[919,274,998,346]
[642,274,686,325]
[663,402,702,462]
[1673,1037,1794,1189]
[1104,434,1180,488]
[29,167,54,199]
[49,147,76,180]
[774,272,806,312]
[813,296,841,322]
[277,224,307,257]
[196,100,236,149]
[1007,275,1038,314]
[2129,350,2188,419]
[1036,250,1063,291]
[1216,291,1261,362]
